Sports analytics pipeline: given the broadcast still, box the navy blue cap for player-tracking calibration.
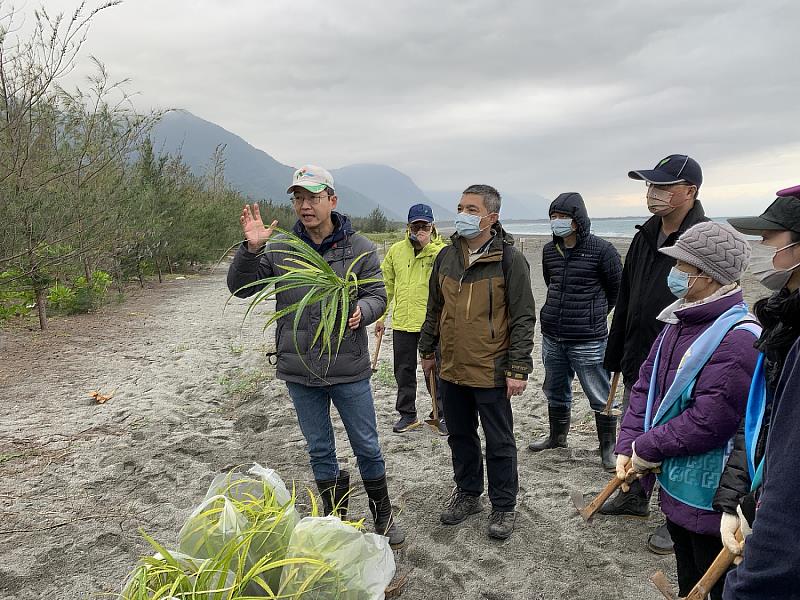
[408,203,434,223]
[629,154,703,188]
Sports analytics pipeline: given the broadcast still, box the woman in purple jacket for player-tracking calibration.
[615,221,758,600]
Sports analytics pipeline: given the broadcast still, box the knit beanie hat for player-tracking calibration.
[659,221,752,285]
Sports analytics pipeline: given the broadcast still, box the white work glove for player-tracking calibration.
[720,512,741,555]
[615,454,632,492]
[631,441,662,473]
[737,504,752,538]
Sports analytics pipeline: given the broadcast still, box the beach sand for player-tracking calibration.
[0,235,766,600]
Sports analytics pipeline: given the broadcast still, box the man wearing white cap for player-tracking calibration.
[227,165,405,546]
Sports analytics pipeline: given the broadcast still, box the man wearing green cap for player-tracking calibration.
[227,164,405,547]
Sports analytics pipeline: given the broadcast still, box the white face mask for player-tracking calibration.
[750,241,800,291]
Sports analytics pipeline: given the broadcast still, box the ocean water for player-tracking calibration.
[504,217,734,239]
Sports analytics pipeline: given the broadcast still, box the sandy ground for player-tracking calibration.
[0,235,766,600]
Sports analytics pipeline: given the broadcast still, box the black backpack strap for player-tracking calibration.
[501,242,513,277]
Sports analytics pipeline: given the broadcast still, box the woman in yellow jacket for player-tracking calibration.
[375,204,448,434]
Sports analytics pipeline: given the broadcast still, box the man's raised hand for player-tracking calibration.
[241,204,278,253]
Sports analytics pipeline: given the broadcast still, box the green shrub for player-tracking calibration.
[69,270,113,313]
[47,283,77,311]
[0,269,34,321]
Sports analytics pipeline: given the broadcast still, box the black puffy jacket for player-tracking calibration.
[604,201,709,384]
[539,193,622,342]
[713,288,800,516]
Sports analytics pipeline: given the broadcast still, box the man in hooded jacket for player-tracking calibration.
[528,192,622,471]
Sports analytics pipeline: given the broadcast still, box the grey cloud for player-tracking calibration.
[58,0,800,215]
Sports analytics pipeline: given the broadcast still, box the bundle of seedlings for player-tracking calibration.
[121,529,329,600]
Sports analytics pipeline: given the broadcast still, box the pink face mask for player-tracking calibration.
[646,186,675,216]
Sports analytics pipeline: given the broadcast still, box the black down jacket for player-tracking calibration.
[540,193,622,342]
[604,201,709,384]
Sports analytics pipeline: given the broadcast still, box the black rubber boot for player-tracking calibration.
[364,474,406,548]
[597,478,650,517]
[315,469,350,518]
[594,412,617,472]
[528,405,570,451]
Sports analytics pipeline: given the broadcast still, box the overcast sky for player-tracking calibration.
[35,0,800,217]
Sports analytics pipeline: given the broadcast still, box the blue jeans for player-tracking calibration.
[541,335,611,412]
[286,378,385,481]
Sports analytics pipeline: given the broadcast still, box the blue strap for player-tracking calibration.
[645,303,750,432]
[744,353,768,489]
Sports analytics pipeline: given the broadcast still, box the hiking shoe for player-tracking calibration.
[393,415,421,433]
[597,479,650,518]
[487,510,516,540]
[440,489,482,525]
[647,523,674,555]
[435,419,448,436]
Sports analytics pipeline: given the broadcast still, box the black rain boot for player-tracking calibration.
[363,474,406,548]
[528,404,571,451]
[594,412,617,472]
[315,470,350,518]
[597,478,650,517]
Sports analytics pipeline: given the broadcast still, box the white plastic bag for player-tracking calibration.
[280,516,396,600]
[180,464,300,595]
[205,463,293,507]
[177,494,248,560]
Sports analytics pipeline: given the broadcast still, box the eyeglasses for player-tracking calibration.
[409,223,432,233]
[647,182,695,191]
[292,193,328,207]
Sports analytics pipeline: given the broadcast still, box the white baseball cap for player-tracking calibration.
[286,164,335,194]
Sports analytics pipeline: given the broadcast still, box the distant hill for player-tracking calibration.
[150,111,549,222]
[151,111,403,220]
[331,164,456,221]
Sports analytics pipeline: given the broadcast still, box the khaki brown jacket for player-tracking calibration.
[418,224,536,388]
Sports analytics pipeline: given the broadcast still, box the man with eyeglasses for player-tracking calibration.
[375,204,448,435]
[600,154,709,555]
[418,184,536,540]
[227,164,405,547]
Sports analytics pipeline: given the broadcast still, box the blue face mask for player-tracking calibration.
[551,218,574,238]
[454,212,487,239]
[667,266,711,299]
[408,231,419,243]
[667,267,690,298]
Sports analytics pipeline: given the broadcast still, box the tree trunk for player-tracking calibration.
[166,254,174,275]
[137,261,144,288]
[34,286,48,330]
[115,257,124,294]
[83,255,91,282]
[155,256,163,283]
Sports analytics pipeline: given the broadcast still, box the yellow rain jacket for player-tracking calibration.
[380,231,447,332]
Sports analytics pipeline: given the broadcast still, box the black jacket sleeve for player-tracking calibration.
[599,243,622,313]
[603,247,632,373]
[226,242,275,297]
[505,247,536,378]
[713,419,752,514]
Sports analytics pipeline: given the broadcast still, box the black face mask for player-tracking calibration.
[754,287,800,391]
